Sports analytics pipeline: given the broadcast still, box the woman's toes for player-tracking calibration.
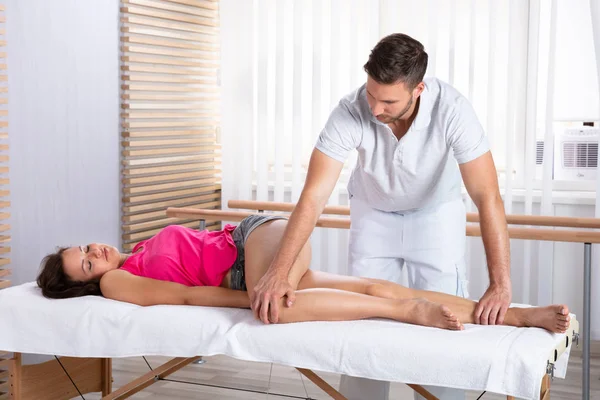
[560,306,569,315]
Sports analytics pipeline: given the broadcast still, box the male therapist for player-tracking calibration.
[251,33,512,400]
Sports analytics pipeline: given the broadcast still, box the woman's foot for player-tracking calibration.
[402,298,464,330]
[519,305,571,333]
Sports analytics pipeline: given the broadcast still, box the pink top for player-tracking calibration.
[120,224,238,287]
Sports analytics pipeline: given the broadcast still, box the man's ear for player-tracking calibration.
[413,81,425,98]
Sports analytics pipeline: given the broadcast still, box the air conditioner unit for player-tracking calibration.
[553,126,599,181]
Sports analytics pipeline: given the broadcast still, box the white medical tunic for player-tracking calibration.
[315,77,490,213]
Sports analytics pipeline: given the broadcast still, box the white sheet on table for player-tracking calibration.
[0,282,573,399]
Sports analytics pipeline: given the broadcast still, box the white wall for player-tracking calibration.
[7,0,120,287]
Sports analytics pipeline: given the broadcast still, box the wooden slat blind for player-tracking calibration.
[120,0,221,251]
[0,4,8,292]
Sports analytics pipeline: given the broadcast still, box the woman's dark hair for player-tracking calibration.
[364,33,428,89]
[37,247,102,299]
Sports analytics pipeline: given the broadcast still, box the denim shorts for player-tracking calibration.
[230,214,287,291]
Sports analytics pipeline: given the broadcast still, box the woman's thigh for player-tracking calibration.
[244,219,312,299]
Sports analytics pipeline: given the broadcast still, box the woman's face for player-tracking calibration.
[62,243,121,282]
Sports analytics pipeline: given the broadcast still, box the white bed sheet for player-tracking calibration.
[0,282,574,400]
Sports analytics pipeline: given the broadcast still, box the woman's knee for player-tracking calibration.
[255,297,295,324]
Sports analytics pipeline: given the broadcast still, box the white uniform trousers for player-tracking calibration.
[339,197,469,400]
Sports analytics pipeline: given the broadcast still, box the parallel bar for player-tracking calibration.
[227,200,600,229]
[171,207,600,244]
[167,208,350,229]
[583,243,591,400]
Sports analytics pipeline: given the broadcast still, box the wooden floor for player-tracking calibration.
[80,350,600,400]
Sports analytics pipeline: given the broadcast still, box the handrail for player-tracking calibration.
[228,200,600,229]
[166,207,600,244]
[166,208,352,229]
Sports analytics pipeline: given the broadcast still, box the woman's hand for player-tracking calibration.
[251,268,296,324]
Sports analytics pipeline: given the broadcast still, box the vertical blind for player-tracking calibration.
[120,0,222,251]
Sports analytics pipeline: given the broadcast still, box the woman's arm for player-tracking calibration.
[99,270,250,308]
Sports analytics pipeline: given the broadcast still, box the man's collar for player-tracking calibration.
[365,80,432,130]
[411,80,432,130]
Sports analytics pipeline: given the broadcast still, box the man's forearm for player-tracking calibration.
[477,194,511,286]
[268,193,325,276]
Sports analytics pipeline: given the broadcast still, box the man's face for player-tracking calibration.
[365,77,423,124]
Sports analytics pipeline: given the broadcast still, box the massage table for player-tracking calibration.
[0,204,585,400]
[0,281,579,400]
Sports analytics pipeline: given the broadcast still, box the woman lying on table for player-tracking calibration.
[37,215,570,333]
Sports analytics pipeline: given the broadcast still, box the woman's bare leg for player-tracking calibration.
[298,270,571,333]
[245,220,570,333]
[244,220,462,330]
